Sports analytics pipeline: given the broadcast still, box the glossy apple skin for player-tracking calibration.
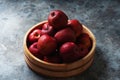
[54,27,76,45]
[78,44,89,58]
[37,34,57,56]
[60,42,80,63]
[41,22,55,36]
[48,10,68,30]
[28,29,41,43]
[29,42,43,59]
[68,19,83,37]
[77,33,91,48]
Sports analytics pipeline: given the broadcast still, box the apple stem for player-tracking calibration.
[51,12,55,17]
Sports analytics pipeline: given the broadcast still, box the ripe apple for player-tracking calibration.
[54,27,76,45]
[37,34,57,56]
[78,44,89,58]
[29,42,43,59]
[60,42,80,63]
[68,19,83,37]
[77,33,91,48]
[41,22,55,36]
[28,29,41,43]
[48,10,68,30]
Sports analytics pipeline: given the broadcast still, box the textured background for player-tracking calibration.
[0,0,120,80]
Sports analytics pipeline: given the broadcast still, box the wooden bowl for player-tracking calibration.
[23,21,96,78]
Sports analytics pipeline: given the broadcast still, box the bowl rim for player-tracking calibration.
[23,20,96,67]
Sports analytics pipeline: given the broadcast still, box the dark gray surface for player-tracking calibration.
[0,0,120,80]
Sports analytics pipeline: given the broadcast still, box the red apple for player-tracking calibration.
[43,55,62,63]
[41,22,55,36]
[29,42,43,59]
[54,27,76,45]
[48,10,68,30]
[28,29,41,43]
[37,34,57,56]
[77,33,91,48]
[78,44,89,58]
[68,19,83,37]
[60,42,80,63]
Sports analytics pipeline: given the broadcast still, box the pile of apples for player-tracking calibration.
[28,10,92,63]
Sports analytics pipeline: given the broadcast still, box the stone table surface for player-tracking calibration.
[0,0,120,80]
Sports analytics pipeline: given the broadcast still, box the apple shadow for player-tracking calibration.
[73,46,109,80]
